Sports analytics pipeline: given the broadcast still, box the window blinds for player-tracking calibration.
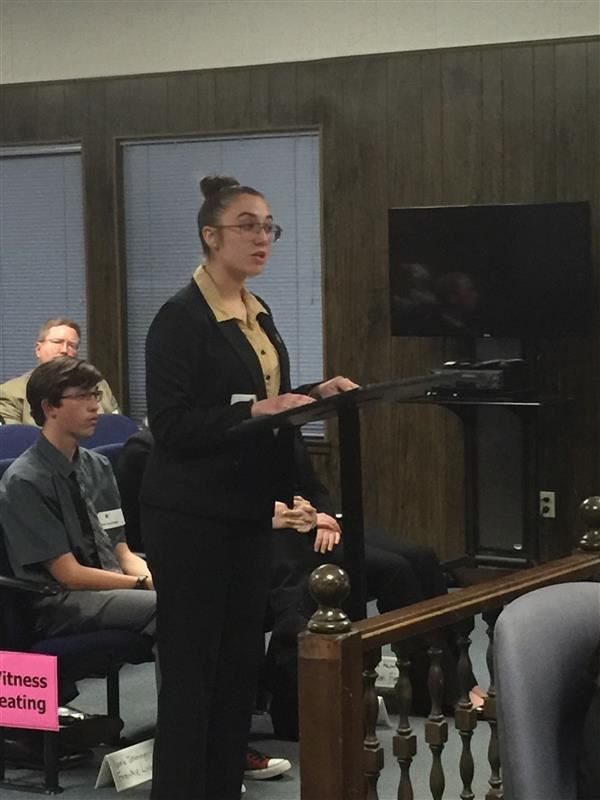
[0,147,87,382]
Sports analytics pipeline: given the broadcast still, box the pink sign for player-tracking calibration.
[0,650,58,731]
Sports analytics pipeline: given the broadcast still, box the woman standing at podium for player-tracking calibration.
[142,174,355,800]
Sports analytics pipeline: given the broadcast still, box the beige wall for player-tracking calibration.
[1,0,599,84]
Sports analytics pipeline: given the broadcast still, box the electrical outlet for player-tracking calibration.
[539,491,556,519]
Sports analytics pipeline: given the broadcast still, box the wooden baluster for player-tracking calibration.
[482,608,503,800]
[391,639,417,800]
[424,632,447,800]
[363,648,383,800]
[453,617,477,800]
[578,496,600,551]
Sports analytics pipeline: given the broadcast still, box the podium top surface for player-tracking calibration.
[229,373,442,436]
[227,371,562,438]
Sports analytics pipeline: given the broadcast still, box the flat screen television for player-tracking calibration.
[389,201,593,338]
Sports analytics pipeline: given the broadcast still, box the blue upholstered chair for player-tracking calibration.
[494,582,600,800]
[79,414,139,449]
[0,424,40,459]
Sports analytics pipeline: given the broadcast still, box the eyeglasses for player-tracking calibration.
[60,389,103,403]
[211,221,283,242]
[44,338,80,353]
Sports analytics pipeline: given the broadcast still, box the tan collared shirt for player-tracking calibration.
[193,265,280,398]
[0,371,119,425]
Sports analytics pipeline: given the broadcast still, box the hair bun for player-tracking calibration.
[199,175,240,199]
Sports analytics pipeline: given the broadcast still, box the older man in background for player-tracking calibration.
[0,317,119,424]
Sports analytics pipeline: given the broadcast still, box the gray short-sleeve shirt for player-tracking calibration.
[0,435,126,584]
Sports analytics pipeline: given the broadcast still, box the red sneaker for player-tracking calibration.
[244,747,291,780]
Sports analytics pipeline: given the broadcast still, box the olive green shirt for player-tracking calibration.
[0,370,119,425]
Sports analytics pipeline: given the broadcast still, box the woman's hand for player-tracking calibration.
[272,496,318,532]
[272,501,341,552]
[311,376,359,399]
[313,512,342,553]
[272,501,290,529]
[291,495,318,533]
[251,393,315,417]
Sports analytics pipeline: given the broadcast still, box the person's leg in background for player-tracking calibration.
[324,533,426,613]
[363,527,447,601]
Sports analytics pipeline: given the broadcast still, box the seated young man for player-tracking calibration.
[0,357,155,643]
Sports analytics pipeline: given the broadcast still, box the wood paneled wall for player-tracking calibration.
[1,37,598,559]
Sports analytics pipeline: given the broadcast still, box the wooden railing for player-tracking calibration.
[298,497,600,800]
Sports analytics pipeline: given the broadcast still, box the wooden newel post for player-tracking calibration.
[307,564,353,634]
[299,565,365,800]
[577,496,600,551]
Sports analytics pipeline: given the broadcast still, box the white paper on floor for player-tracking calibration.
[95,738,153,792]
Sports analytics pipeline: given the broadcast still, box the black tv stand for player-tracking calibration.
[403,392,567,569]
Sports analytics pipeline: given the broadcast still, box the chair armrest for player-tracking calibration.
[0,574,61,596]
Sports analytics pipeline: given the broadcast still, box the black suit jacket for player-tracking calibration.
[141,280,301,523]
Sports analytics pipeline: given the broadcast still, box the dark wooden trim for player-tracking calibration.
[112,136,128,409]
[354,551,600,650]
[0,138,82,150]
[112,123,320,145]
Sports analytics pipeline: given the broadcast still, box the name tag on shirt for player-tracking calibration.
[230,394,257,405]
[97,508,125,530]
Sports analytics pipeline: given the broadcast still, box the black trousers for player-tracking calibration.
[142,507,271,800]
[268,526,447,628]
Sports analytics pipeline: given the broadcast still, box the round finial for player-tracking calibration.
[578,496,600,551]
[307,564,352,634]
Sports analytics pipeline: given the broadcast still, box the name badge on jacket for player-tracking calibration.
[230,394,257,405]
